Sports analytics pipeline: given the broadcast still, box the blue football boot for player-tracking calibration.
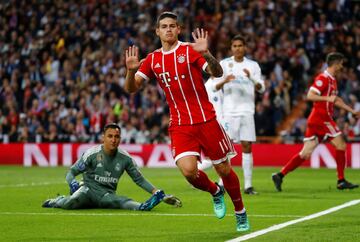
[139,190,165,211]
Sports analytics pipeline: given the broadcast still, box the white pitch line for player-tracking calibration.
[0,212,301,218]
[227,199,360,242]
[0,182,64,188]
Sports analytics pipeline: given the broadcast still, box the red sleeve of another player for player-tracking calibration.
[137,54,156,81]
[188,46,207,71]
[310,75,328,95]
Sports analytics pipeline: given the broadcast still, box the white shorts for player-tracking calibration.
[223,115,256,143]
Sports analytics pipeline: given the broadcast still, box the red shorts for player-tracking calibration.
[304,119,341,142]
[168,119,236,164]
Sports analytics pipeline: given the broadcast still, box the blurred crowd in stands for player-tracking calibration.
[0,0,359,144]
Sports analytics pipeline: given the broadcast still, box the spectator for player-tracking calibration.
[0,1,358,143]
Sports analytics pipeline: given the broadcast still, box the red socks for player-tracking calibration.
[190,169,244,212]
[222,169,244,212]
[335,150,346,180]
[281,153,305,176]
[279,150,346,181]
[189,170,218,195]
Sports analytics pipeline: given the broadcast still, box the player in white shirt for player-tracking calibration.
[215,35,265,195]
[205,77,224,122]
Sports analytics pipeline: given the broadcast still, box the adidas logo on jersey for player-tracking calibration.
[154,63,161,68]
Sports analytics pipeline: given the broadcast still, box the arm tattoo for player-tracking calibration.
[203,52,223,77]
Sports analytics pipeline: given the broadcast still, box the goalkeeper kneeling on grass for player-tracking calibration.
[42,123,181,211]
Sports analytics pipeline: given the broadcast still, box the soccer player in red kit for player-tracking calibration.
[272,52,360,191]
[124,12,249,231]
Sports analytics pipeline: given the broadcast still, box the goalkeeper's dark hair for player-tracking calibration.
[326,52,344,66]
[156,12,178,27]
[103,123,121,133]
[231,35,247,45]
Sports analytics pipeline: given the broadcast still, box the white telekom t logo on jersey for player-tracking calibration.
[159,72,171,87]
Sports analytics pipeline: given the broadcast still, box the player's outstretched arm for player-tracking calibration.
[190,28,223,77]
[124,45,144,93]
[65,160,86,195]
[149,188,182,208]
[65,170,80,195]
[334,97,360,118]
[203,51,223,77]
[307,89,336,103]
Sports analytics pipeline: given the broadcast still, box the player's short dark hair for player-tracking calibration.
[103,123,121,133]
[326,52,344,66]
[231,35,246,45]
[156,11,178,27]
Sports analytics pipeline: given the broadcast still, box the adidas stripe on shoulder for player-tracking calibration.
[82,145,102,162]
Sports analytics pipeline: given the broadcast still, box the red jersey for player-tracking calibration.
[307,70,338,124]
[136,41,216,126]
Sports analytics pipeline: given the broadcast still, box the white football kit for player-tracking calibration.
[219,56,265,142]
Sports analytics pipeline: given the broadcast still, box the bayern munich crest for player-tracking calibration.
[177,54,186,63]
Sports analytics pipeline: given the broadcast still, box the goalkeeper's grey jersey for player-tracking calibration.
[69,145,155,196]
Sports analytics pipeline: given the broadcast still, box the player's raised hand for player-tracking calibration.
[190,28,209,54]
[125,45,140,71]
[225,74,236,83]
[243,68,250,78]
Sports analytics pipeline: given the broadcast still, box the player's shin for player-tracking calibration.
[188,170,218,194]
[222,168,244,211]
[335,150,346,180]
[242,153,253,189]
[281,153,305,175]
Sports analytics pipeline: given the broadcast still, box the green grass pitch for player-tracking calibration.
[0,166,359,241]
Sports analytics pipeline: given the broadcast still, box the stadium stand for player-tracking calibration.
[0,0,359,143]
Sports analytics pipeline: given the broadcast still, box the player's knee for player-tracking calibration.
[299,152,310,160]
[335,142,346,151]
[218,170,230,177]
[214,162,230,177]
[241,143,252,153]
[183,170,198,181]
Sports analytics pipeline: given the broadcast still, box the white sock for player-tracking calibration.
[217,178,223,186]
[235,208,246,214]
[198,159,213,170]
[213,185,220,195]
[242,153,253,189]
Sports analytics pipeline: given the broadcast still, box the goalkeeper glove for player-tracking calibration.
[163,194,182,207]
[69,180,80,195]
